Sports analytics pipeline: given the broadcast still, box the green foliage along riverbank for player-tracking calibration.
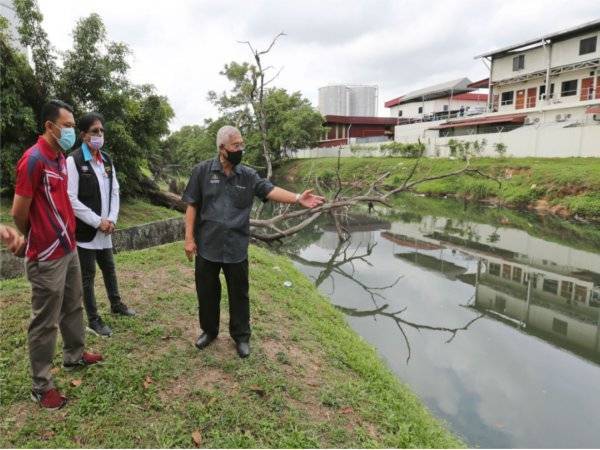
[0,242,462,448]
[277,157,600,221]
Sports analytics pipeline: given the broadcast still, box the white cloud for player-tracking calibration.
[37,0,598,130]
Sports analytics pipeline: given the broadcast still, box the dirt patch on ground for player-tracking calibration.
[158,363,238,402]
[529,199,572,218]
[555,185,589,197]
[503,167,532,178]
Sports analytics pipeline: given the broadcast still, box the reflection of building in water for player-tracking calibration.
[460,263,600,361]
[385,217,600,362]
[381,231,471,280]
[390,216,600,274]
[317,214,390,250]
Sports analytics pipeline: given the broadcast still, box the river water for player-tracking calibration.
[275,195,600,448]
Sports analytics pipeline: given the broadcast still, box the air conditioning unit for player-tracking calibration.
[524,117,534,125]
[555,114,566,122]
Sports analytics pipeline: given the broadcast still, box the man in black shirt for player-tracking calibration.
[182,126,324,358]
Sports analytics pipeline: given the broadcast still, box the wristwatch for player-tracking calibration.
[295,193,301,204]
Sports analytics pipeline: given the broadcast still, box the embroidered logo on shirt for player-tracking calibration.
[210,174,220,184]
[81,166,90,172]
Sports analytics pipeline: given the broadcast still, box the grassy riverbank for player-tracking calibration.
[0,242,462,448]
[278,157,600,221]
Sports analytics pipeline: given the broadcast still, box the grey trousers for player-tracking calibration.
[25,251,85,393]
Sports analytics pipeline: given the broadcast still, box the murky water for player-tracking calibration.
[276,195,600,448]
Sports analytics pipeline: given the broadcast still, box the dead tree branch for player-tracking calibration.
[337,303,484,363]
[237,32,286,181]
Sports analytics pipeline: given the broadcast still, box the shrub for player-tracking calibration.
[380,142,425,158]
[447,138,486,160]
[494,142,507,157]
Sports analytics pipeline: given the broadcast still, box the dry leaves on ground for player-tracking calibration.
[192,430,202,447]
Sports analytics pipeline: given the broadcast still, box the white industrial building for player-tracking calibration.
[318,84,378,116]
[390,19,600,158]
[385,77,488,121]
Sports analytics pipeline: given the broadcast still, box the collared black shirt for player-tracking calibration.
[182,158,275,263]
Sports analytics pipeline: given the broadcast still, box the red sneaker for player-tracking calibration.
[64,352,104,371]
[82,351,103,365]
[31,388,67,410]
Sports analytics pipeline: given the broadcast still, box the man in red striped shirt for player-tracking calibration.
[11,100,103,410]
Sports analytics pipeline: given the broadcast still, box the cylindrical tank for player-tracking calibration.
[318,85,378,116]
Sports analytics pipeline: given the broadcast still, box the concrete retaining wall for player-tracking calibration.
[0,217,184,280]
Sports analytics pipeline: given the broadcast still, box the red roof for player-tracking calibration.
[324,115,399,125]
[452,93,488,102]
[384,96,404,108]
[467,78,489,89]
[430,113,527,130]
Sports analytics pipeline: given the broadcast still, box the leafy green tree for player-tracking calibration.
[13,0,57,99]
[0,16,39,194]
[1,2,174,198]
[208,63,324,173]
[57,14,174,195]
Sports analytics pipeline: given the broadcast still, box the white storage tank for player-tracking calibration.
[318,85,378,116]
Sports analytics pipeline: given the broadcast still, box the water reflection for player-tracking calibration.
[278,198,600,448]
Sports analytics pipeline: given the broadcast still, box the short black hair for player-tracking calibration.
[78,112,105,133]
[41,99,74,126]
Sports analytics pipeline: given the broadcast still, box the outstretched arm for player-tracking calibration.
[266,187,325,209]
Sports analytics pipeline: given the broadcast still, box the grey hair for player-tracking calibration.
[216,125,241,150]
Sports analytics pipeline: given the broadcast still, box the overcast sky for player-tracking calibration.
[37,0,597,130]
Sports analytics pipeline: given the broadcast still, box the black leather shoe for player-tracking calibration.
[195,333,216,350]
[236,341,250,358]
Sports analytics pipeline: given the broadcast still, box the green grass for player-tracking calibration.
[279,157,600,220]
[0,198,181,229]
[0,243,462,448]
[116,198,182,228]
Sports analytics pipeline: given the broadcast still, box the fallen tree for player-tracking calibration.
[143,151,500,243]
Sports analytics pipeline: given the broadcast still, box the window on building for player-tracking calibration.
[579,36,597,55]
[398,110,403,117]
[418,106,423,114]
[574,285,588,303]
[489,262,501,276]
[539,83,555,100]
[512,266,522,282]
[561,79,578,97]
[543,278,559,294]
[443,105,449,112]
[502,264,512,279]
[560,281,573,299]
[501,91,514,105]
[513,54,525,71]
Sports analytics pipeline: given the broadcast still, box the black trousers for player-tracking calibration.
[77,246,122,323]
[194,255,250,343]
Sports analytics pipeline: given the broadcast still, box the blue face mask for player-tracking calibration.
[50,123,76,151]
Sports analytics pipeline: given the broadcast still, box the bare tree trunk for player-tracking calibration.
[240,32,286,180]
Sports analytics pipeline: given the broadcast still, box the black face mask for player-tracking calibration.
[225,149,243,166]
